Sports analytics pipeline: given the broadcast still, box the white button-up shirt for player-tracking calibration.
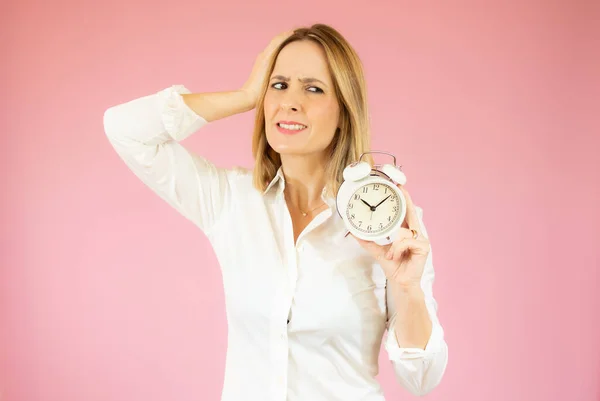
[103,85,448,400]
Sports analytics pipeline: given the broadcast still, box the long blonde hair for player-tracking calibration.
[251,23,373,198]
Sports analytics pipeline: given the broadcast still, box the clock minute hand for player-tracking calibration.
[373,195,391,209]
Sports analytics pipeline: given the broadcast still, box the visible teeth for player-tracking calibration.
[279,123,306,130]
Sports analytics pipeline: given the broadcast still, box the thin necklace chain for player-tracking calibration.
[284,192,327,217]
[297,202,327,217]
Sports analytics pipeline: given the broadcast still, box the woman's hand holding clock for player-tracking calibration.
[353,185,431,290]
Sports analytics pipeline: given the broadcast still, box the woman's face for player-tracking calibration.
[264,40,340,158]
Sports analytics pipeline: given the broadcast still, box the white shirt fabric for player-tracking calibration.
[103,85,448,400]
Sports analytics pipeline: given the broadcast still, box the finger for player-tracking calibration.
[395,226,421,241]
[386,238,430,260]
[267,30,294,51]
[278,29,295,41]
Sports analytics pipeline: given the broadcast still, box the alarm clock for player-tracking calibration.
[336,151,408,246]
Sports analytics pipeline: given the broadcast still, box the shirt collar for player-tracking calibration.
[262,166,286,196]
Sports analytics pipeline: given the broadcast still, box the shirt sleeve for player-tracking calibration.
[103,85,234,235]
[383,206,449,396]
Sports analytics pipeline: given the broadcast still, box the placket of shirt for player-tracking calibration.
[269,189,333,400]
[268,190,292,400]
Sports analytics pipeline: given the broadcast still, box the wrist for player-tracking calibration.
[238,88,257,111]
[390,281,424,298]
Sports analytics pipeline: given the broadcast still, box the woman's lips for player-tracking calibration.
[276,122,308,135]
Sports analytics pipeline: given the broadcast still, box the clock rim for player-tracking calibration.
[336,176,407,241]
[345,182,402,236]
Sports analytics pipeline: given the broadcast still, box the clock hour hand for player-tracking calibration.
[373,195,391,209]
[360,198,375,211]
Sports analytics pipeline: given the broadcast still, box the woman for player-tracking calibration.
[103,24,448,401]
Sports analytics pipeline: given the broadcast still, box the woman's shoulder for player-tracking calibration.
[222,164,252,181]
[222,165,257,191]
[224,165,280,199]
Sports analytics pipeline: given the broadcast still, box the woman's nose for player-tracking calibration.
[280,92,302,112]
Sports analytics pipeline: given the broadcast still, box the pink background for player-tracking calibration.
[1,0,599,400]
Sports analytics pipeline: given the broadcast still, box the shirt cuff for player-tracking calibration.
[384,317,445,361]
[157,85,208,141]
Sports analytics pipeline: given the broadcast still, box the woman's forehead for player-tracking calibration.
[273,41,331,82]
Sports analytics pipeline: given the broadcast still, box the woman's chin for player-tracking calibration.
[267,138,304,154]
[270,144,304,155]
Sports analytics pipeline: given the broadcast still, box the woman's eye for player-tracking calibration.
[271,82,323,93]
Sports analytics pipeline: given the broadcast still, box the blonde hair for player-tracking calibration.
[251,23,373,198]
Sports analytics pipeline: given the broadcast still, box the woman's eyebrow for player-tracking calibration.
[270,75,328,87]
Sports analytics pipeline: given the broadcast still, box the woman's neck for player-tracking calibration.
[280,153,327,208]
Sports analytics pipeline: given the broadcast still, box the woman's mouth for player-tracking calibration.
[276,122,308,135]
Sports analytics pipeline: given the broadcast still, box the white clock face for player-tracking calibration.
[346,182,401,235]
